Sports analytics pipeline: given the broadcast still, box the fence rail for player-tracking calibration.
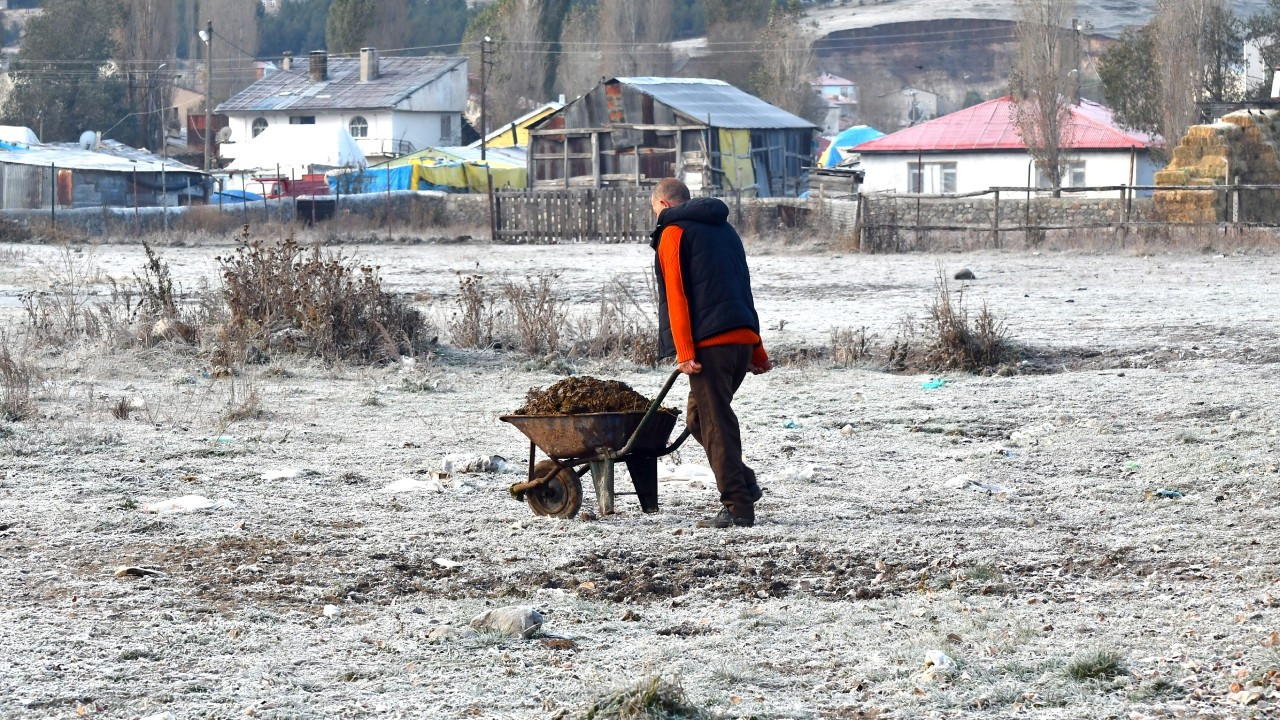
[849,183,1280,252]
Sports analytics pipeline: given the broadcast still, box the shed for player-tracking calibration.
[0,139,208,210]
[526,77,816,197]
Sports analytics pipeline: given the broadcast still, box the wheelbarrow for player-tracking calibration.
[500,370,691,518]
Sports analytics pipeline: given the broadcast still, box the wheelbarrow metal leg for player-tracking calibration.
[625,454,659,513]
[589,460,615,516]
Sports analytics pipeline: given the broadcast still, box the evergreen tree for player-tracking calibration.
[1,0,134,143]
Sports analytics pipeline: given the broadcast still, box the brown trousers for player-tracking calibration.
[686,344,760,519]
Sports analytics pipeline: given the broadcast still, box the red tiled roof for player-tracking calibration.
[856,96,1153,153]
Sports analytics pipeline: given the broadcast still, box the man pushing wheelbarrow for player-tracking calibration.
[649,178,772,528]
[504,179,770,527]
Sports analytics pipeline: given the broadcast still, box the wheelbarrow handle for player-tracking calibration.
[606,369,683,460]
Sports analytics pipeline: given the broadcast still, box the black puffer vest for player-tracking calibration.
[650,197,760,359]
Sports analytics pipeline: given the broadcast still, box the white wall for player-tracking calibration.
[222,60,467,162]
[859,149,1152,197]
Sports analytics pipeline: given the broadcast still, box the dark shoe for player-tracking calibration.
[747,485,763,503]
[696,506,754,528]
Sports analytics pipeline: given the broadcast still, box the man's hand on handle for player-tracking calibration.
[749,358,772,375]
[677,360,702,375]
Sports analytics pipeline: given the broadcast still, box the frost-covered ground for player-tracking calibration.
[1,240,1279,719]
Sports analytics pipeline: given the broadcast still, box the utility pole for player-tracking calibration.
[1071,18,1081,104]
[481,36,495,241]
[203,20,213,172]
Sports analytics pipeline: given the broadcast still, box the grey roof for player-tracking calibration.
[613,77,816,130]
[217,56,466,114]
[0,139,205,174]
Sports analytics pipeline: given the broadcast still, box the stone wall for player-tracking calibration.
[856,193,1155,250]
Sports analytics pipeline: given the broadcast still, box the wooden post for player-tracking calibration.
[1233,177,1241,230]
[675,129,684,181]
[591,132,600,188]
[992,188,1000,249]
[50,163,55,228]
[133,167,141,235]
[563,136,570,189]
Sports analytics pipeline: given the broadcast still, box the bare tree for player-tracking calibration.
[598,0,672,78]
[1010,0,1077,193]
[117,0,178,151]
[1153,0,1213,149]
[201,0,260,106]
[750,3,822,122]
[465,0,550,128]
[554,4,601,99]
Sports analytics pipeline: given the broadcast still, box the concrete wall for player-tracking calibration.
[860,149,1153,196]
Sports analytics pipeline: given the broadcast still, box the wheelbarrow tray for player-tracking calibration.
[500,410,678,460]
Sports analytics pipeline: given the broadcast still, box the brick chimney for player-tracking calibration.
[309,51,327,82]
[360,48,380,83]
[281,51,293,71]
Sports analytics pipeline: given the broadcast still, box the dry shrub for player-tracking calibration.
[447,274,500,350]
[220,233,431,364]
[577,675,710,720]
[0,333,38,422]
[499,274,564,355]
[879,272,1014,373]
[447,273,660,366]
[568,278,659,366]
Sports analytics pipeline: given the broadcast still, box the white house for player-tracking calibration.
[216,49,467,164]
[855,96,1159,197]
[811,72,858,135]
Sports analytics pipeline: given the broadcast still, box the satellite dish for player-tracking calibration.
[79,130,97,150]
[216,127,233,143]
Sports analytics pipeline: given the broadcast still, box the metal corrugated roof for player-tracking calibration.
[216,56,466,114]
[856,96,1153,153]
[0,139,205,173]
[612,77,816,130]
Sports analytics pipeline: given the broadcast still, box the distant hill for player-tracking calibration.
[806,0,1272,38]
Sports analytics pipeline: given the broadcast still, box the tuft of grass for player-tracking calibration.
[831,326,875,368]
[1065,649,1127,682]
[578,676,711,720]
[111,397,132,420]
[0,334,38,422]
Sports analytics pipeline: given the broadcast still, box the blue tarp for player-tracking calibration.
[330,165,418,194]
[819,125,885,167]
[210,189,263,203]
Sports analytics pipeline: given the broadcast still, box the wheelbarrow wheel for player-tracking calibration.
[526,460,583,518]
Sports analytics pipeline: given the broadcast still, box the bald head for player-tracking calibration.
[652,178,690,206]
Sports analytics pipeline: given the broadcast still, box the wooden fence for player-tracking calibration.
[495,187,652,243]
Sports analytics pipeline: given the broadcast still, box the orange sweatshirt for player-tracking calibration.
[658,225,769,366]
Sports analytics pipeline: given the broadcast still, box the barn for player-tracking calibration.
[526,77,816,197]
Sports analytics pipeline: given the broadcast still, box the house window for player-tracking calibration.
[290,116,316,125]
[1037,160,1086,188]
[440,115,453,142]
[908,161,957,193]
[251,117,268,138]
[349,116,368,138]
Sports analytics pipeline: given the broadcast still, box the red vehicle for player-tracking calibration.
[251,173,330,199]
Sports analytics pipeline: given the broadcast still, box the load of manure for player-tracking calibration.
[515,376,676,416]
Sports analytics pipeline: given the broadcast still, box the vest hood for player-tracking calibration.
[650,197,731,249]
